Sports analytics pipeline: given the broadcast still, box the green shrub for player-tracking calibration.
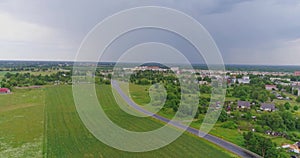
[221,121,238,129]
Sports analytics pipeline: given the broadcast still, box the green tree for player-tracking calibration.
[279,111,295,130]
[218,110,228,122]
[199,85,211,94]
[284,102,291,110]
[261,113,285,131]
[269,94,276,101]
[203,76,211,83]
[296,96,300,103]
[293,89,298,96]
[277,84,283,91]
[280,92,286,98]
[244,132,279,157]
[296,119,300,130]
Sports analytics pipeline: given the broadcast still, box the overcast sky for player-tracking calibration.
[0,0,299,65]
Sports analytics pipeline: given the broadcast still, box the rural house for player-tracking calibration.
[237,101,251,109]
[0,88,10,94]
[238,76,251,84]
[265,85,277,91]
[281,142,300,154]
[260,103,276,112]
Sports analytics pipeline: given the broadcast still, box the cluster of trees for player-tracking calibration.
[128,70,300,156]
[199,85,211,94]
[0,67,61,72]
[257,111,300,134]
[130,70,181,113]
[95,70,112,85]
[196,76,212,83]
[130,70,178,85]
[231,84,270,102]
[243,132,282,157]
[221,109,300,141]
[297,96,300,103]
[249,76,272,87]
[276,102,299,112]
[129,70,204,117]
[1,72,72,88]
[95,77,111,85]
[228,76,290,102]
[249,75,300,104]
[218,110,229,122]
[291,76,300,81]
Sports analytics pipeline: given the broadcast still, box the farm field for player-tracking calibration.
[0,88,45,157]
[45,85,237,157]
[0,84,237,157]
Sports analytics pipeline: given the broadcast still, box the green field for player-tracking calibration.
[0,88,45,157]
[45,85,237,157]
[128,83,151,105]
[0,84,238,157]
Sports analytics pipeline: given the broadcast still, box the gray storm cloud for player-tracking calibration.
[0,0,299,64]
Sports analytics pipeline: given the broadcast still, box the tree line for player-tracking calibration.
[0,72,72,89]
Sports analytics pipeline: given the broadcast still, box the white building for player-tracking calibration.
[238,76,250,84]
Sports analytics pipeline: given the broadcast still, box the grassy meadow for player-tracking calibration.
[0,88,45,157]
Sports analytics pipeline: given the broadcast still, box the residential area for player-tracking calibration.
[116,65,300,157]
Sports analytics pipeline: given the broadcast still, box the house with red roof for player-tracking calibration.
[294,71,300,76]
[265,85,277,91]
[0,88,11,94]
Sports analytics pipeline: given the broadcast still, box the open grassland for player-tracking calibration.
[128,83,151,105]
[45,85,237,158]
[0,88,45,157]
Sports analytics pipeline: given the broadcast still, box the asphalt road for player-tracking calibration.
[111,81,262,158]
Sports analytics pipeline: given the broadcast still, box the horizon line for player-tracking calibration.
[0,59,300,67]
